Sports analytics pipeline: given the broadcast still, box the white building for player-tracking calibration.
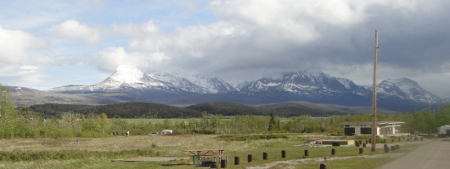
[341,121,405,137]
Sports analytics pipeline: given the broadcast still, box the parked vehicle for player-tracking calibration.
[148,132,158,135]
[161,130,173,135]
[438,125,450,137]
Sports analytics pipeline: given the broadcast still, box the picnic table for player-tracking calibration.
[182,149,230,164]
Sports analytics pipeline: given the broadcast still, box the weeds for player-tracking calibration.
[0,149,155,162]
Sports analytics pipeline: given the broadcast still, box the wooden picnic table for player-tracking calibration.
[182,149,230,164]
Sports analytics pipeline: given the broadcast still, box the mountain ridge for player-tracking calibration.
[27,65,445,111]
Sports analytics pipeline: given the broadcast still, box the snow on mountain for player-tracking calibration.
[148,72,208,93]
[93,65,167,89]
[50,65,170,92]
[374,78,441,104]
[148,72,237,93]
[49,65,441,108]
[240,71,368,95]
[51,65,237,94]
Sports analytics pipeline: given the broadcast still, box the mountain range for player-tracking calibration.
[10,65,443,112]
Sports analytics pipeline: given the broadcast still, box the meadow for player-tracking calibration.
[0,133,430,169]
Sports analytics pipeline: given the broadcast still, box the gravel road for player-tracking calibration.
[377,138,450,169]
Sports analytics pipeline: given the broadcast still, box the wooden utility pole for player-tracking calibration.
[371,30,379,152]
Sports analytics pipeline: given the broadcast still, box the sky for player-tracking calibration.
[1,0,450,98]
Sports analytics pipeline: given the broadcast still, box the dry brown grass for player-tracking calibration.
[0,135,261,156]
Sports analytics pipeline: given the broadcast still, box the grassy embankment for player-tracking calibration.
[0,134,431,169]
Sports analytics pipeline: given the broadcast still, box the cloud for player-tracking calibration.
[101,0,433,77]
[0,64,46,87]
[19,65,39,70]
[50,20,102,44]
[0,26,47,64]
[90,47,170,72]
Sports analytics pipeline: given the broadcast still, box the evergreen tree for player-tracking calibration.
[268,111,276,131]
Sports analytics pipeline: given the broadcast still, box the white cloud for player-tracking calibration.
[0,64,46,87]
[50,20,102,44]
[19,65,39,70]
[112,21,160,39]
[0,26,47,64]
[90,47,170,72]
[38,55,56,66]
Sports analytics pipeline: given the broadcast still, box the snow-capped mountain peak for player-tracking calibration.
[375,78,440,104]
[48,66,441,111]
[109,65,146,84]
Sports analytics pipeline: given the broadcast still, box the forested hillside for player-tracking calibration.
[185,102,266,116]
[29,102,202,118]
[185,102,350,117]
[29,102,349,118]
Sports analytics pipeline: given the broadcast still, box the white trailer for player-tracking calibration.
[438,125,450,137]
[161,130,173,135]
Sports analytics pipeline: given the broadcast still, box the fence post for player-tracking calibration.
[359,148,363,154]
[281,150,286,158]
[305,150,309,156]
[331,149,335,155]
[263,152,268,160]
[320,163,327,169]
[248,154,252,163]
[234,156,239,165]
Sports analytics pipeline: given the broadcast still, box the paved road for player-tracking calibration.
[378,138,450,169]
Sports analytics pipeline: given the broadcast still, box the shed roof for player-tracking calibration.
[341,121,404,125]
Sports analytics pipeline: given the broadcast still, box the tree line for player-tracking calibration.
[29,102,350,119]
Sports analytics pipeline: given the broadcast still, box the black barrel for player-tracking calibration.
[320,163,327,169]
[221,159,227,168]
[263,152,268,160]
[359,148,363,154]
[305,150,309,156]
[281,150,286,158]
[210,162,218,169]
[234,156,239,165]
[331,148,335,155]
[248,154,252,163]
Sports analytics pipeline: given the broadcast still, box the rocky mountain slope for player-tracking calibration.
[14,65,444,111]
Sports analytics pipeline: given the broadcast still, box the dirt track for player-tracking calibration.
[377,138,450,169]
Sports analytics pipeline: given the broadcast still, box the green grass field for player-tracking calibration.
[123,118,200,124]
[0,134,431,169]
